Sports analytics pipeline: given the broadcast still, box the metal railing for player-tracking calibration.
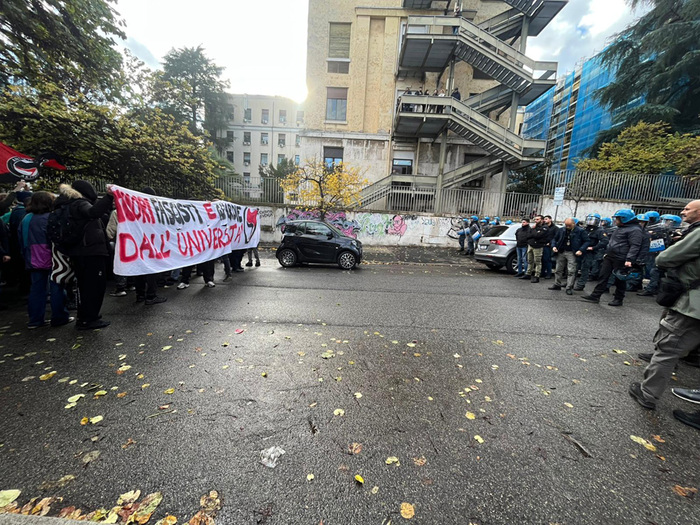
[543,169,700,205]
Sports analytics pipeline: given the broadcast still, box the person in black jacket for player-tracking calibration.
[514,218,530,277]
[541,215,558,279]
[574,213,607,290]
[549,218,590,294]
[60,181,114,330]
[581,209,643,307]
[523,215,549,283]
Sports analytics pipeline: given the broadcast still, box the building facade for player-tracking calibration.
[302,0,565,213]
[220,94,305,183]
[522,53,644,170]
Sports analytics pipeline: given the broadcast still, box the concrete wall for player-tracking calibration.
[257,206,465,247]
[539,197,682,221]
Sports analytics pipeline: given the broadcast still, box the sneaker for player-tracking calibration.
[548,285,562,291]
[608,299,623,307]
[628,382,655,410]
[109,290,127,297]
[234,268,244,273]
[177,282,189,290]
[519,274,532,280]
[145,296,167,305]
[255,261,260,267]
[565,288,573,296]
[672,388,700,405]
[637,289,655,297]
[205,281,216,288]
[672,409,700,430]
[531,277,540,283]
[580,295,599,303]
[514,273,524,278]
[245,261,253,267]
[76,319,111,331]
[223,275,232,282]
[51,316,75,327]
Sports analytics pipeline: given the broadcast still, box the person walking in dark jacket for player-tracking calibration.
[548,218,590,295]
[8,189,32,292]
[581,209,643,307]
[523,215,549,283]
[514,218,530,277]
[60,181,114,330]
[541,215,558,279]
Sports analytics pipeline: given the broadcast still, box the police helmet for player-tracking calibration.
[612,209,636,224]
[636,213,649,223]
[480,219,487,223]
[659,214,682,228]
[585,213,601,226]
[612,267,643,282]
[483,216,491,221]
[495,216,501,221]
[646,211,660,224]
[601,217,612,226]
[572,218,580,225]
[470,215,479,221]
[463,218,469,223]
[505,220,513,225]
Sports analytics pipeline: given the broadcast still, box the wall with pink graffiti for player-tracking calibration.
[254,206,458,246]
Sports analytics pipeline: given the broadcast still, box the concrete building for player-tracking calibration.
[220,94,305,183]
[302,0,565,213]
[522,53,644,170]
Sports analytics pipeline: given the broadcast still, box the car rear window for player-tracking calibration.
[285,222,304,234]
[485,226,508,237]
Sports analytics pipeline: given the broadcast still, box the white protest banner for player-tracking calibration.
[111,185,261,276]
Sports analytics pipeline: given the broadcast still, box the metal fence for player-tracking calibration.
[544,169,700,205]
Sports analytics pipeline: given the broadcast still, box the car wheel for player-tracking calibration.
[278,249,298,268]
[485,262,504,271]
[505,252,518,274]
[337,251,357,270]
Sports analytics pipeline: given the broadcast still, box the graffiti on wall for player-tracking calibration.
[277,209,421,240]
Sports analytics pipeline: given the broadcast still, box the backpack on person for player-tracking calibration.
[47,205,83,250]
[656,269,700,307]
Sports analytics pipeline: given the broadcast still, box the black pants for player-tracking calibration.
[591,257,626,300]
[72,255,107,324]
[182,260,214,284]
[229,249,245,270]
[135,274,158,300]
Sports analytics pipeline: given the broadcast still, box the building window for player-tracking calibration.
[392,159,413,175]
[226,104,234,121]
[278,154,286,164]
[261,133,269,145]
[243,131,251,144]
[324,146,343,168]
[328,61,349,74]
[243,172,251,184]
[226,131,234,143]
[329,23,351,58]
[244,108,252,122]
[326,87,348,121]
[279,110,287,123]
[278,133,286,147]
[296,110,304,123]
[261,109,269,124]
[261,153,268,166]
[294,155,300,165]
[243,152,251,165]
[295,135,301,147]
[226,151,234,163]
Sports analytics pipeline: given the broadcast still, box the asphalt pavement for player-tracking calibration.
[0,247,699,524]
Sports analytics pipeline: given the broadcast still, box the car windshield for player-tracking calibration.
[485,226,509,237]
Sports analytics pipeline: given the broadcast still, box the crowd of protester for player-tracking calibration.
[0,180,259,331]
[457,202,700,431]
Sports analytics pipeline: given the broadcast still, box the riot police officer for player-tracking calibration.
[637,213,679,296]
[574,213,605,291]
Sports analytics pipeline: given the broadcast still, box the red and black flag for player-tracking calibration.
[0,142,66,183]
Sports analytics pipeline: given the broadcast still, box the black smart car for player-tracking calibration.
[276,220,363,269]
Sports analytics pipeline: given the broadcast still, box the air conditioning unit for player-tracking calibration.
[244,161,250,166]
[243,141,250,146]
[243,119,251,123]
[278,143,285,147]
[262,119,268,124]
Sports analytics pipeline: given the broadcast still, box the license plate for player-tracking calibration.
[478,245,488,251]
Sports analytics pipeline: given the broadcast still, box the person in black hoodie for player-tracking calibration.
[523,215,549,283]
[60,181,114,329]
[514,218,530,277]
[581,209,643,307]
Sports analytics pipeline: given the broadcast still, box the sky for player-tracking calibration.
[115,0,644,104]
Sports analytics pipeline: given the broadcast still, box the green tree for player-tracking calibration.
[159,46,230,148]
[507,158,551,194]
[592,0,700,150]
[576,121,700,177]
[259,157,298,179]
[0,0,125,96]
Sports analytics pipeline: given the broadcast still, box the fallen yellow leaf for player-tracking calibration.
[400,502,415,519]
[306,474,314,482]
[89,415,103,424]
[385,456,400,466]
[164,388,175,395]
[465,412,476,420]
[630,435,656,452]
[80,417,89,426]
[354,474,364,484]
[474,435,484,444]
[39,371,57,381]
